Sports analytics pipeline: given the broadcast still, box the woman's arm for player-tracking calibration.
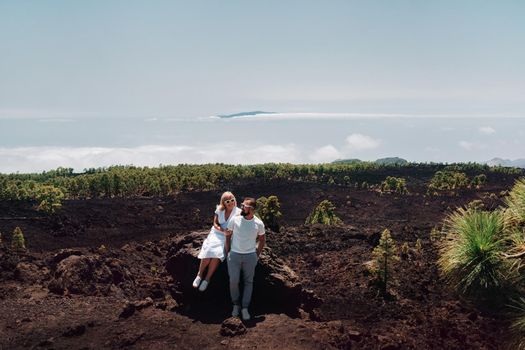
[213,214,225,234]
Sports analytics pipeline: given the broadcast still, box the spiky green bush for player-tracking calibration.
[256,195,283,232]
[466,199,485,212]
[11,226,26,251]
[505,178,525,225]
[372,229,399,293]
[509,297,525,350]
[500,178,525,276]
[305,200,342,225]
[438,208,510,296]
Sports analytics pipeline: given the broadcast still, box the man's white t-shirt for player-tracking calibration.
[227,215,265,254]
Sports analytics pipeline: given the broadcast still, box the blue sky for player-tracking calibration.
[0,1,524,172]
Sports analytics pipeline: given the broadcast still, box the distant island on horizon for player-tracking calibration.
[215,111,276,119]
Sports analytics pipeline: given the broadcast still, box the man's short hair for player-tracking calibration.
[243,197,257,208]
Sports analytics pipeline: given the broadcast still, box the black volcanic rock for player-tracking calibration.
[165,231,321,317]
[220,317,246,336]
[48,254,135,296]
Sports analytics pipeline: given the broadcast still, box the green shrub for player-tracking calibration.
[256,195,283,232]
[430,226,442,243]
[11,226,26,251]
[471,174,487,188]
[380,176,408,194]
[193,208,201,222]
[415,238,423,255]
[305,200,342,225]
[400,242,409,260]
[438,208,510,297]
[488,193,498,200]
[36,185,64,214]
[372,229,399,293]
[428,171,469,191]
[466,199,485,212]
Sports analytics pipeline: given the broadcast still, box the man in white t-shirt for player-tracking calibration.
[226,197,266,321]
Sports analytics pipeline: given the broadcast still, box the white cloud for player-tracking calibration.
[459,141,474,150]
[424,146,440,153]
[459,140,486,151]
[478,126,496,135]
[0,143,302,173]
[345,133,381,151]
[309,145,342,163]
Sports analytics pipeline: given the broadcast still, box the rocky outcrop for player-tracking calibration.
[48,253,135,296]
[0,246,20,281]
[46,248,84,270]
[165,231,321,317]
[14,261,49,283]
[220,317,247,336]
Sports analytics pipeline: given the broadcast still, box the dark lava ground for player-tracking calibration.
[0,171,521,349]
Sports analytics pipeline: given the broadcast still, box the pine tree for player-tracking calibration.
[429,227,441,243]
[372,229,398,293]
[415,238,423,255]
[305,200,342,225]
[256,195,283,232]
[400,242,409,260]
[36,185,64,214]
[11,226,26,251]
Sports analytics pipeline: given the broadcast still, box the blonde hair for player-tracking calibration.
[217,191,236,211]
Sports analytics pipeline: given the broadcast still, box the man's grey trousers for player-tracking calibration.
[227,251,258,308]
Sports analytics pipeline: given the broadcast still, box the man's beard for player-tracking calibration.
[241,210,248,217]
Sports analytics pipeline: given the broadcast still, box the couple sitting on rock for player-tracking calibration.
[192,192,266,321]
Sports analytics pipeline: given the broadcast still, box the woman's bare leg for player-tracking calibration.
[205,258,221,281]
[198,258,211,276]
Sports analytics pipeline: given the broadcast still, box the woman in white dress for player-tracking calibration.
[192,191,241,292]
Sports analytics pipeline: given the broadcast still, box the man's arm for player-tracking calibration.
[225,230,232,253]
[256,234,265,257]
[225,219,234,254]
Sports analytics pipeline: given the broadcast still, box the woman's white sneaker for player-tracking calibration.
[192,276,202,288]
[198,280,209,292]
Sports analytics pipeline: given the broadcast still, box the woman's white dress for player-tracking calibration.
[197,206,240,261]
